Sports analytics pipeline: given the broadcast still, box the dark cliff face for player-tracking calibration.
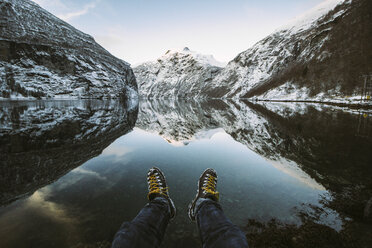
[208,0,367,99]
[212,0,372,100]
[0,0,138,99]
[0,100,138,205]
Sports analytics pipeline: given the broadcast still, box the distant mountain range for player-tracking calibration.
[0,0,138,100]
[1,0,370,103]
[136,0,372,104]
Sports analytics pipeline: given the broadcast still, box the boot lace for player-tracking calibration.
[148,174,168,199]
[202,174,219,200]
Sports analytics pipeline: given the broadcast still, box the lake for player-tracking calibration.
[0,99,371,248]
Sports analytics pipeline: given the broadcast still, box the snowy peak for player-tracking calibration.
[160,47,225,67]
[134,47,223,98]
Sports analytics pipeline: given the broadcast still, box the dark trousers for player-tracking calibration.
[111,198,248,248]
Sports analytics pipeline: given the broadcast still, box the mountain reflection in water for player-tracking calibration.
[0,100,138,205]
[0,99,371,248]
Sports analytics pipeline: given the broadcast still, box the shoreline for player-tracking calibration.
[2,96,372,110]
[251,99,372,110]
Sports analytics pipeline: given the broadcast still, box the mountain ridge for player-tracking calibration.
[136,0,372,104]
[0,0,138,100]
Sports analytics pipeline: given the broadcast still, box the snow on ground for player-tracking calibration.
[257,81,371,106]
[260,102,310,117]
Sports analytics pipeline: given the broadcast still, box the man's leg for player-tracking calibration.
[111,197,171,248]
[196,198,248,248]
[112,167,176,248]
[188,168,248,248]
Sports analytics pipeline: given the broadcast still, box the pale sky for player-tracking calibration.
[32,0,325,65]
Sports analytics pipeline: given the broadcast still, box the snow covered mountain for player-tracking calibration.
[208,0,372,102]
[135,0,371,103]
[0,99,138,205]
[134,47,223,98]
[0,0,138,99]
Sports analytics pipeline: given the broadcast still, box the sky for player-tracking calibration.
[32,0,325,65]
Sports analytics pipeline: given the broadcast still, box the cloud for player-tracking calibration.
[26,189,76,224]
[0,187,75,227]
[102,145,132,157]
[57,1,100,21]
[72,167,107,181]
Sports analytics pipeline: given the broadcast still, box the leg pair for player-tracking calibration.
[111,168,248,248]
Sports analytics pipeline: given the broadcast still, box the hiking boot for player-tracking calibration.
[188,168,219,221]
[147,167,176,219]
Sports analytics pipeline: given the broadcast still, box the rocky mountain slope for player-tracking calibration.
[0,0,138,99]
[210,0,372,102]
[134,47,223,98]
[0,99,138,205]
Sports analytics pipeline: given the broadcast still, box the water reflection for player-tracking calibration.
[357,111,371,138]
[0,99,371,248]
[0,99,138,205]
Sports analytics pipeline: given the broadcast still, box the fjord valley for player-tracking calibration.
[0,0,371,248]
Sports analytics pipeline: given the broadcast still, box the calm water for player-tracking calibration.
[0,99,371,248]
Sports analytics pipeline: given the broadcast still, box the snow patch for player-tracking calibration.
[162,47,226,67]
[278,0,347,33]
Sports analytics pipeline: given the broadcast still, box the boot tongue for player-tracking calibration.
[148,192,164,201]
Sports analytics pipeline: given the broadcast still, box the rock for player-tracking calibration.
[0,0,138,99]
[209,0,372,102]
